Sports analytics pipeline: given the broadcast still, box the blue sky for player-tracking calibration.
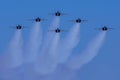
[0,0,120,80]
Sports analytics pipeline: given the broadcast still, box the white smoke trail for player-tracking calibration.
[22,22,42,80]
[24,22,42,63]
[35,33,60,75]
[48,33,60,62]
[35,16,60,75]
[0,30,23,80]
[3,30,23,68]
[58,23,80,63]
[66,31,107,70]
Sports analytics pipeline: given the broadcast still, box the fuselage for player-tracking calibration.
[102,27,108,31]
[55,28,61,33]
[76,18,81,23]
[55,11,61,16]
[16,25,22,29]
[35,17,41,22]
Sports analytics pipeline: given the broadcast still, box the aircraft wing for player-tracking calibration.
[61,30,68,32]
[82,20,88,22]
[108,28,114,29]
[94,28,102,30]
[48,30,55,31]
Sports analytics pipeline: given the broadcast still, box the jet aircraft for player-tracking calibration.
[10,25,26,30]
[69,18,87,23]
[50,11,67,16]
[28,17,46,22]
[95,26,113,31]
[48,28,67,33]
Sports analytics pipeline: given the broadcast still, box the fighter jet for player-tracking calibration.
[95,26,113,31]
[16,25,23,29]
[50,11,67,16]
[27,17,46,22]
[69,18,87,23]
[10,25,26,30]
[48,28,67,33]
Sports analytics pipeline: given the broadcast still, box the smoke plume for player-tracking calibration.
[66,31,107,70]
[58,23,80,63]
[24,22,42,63]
